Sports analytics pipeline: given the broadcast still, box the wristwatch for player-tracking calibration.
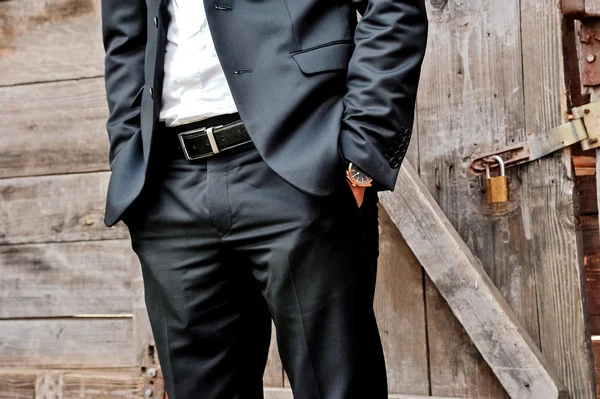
[346,162,373,187]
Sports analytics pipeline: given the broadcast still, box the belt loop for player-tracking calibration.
[206,127,220,154]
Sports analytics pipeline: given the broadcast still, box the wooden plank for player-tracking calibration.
[375,206,429,395]
[586,254,600,270]
[0,172,127,245]
[423,276,507,398]
[592,316,600,336]
[0,241,136,318]
[380,161,569,399]
[35,371,62,399]
[131,246,156,369]
[130,245,166,399]
[582,215,600,256]
[574,156,597,177]
[0,373,35,399]
[0,0,104,86]
[0,78,109,179]
[583,18,600,356]
[564,19,591,108]
[593,338,600,398]
[263,388,470,399]
[525,6,600,397]
[587,263,600,335]
[586,2,600,18]
[417,0,537,397]
[0,371,145,399]
[582,211,600,335]
[577,174,598,214]
[0,318,135,368]
[63,371,143,398]
[263,323,284,387]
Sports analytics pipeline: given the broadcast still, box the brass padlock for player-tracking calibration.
[484,155,509,203]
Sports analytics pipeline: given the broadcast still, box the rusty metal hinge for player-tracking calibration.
[580,19,600,86]
[561,0,600,17]
[469,101,600,175]
[562,0,586,16]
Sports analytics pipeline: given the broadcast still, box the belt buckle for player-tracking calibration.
[177,125,223,161]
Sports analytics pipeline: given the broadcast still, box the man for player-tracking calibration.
[101,0,427,398]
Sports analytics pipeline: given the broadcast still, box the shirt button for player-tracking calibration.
[154,17,159,28]
[149,87,154,99]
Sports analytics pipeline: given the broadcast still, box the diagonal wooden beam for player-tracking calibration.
[379,161,569,399]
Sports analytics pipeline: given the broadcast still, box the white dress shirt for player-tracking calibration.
[159,0,238,127]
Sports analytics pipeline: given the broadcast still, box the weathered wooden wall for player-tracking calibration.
[579,14,600,399]
[0,1,437,395]
[0,0,597,398]
[416,0,597,398]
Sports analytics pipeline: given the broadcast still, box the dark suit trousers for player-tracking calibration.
[124,137,387,399]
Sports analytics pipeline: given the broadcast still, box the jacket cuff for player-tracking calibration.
[339,130,402,192]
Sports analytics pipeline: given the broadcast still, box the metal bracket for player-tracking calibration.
[562,0,586,17]
[469,101,600,175]
[580,19,600,86]
[561,0,600,17]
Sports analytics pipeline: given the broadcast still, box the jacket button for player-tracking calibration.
[389,157,400,168]
[154,17,159,27]
[149,87,154,99]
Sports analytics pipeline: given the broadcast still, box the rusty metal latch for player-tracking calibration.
[469,101,600,175]
[561,0,600,17]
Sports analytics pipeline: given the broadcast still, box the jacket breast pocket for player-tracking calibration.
[290,40,354,75]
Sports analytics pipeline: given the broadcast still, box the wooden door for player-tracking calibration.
[0,0,597,398]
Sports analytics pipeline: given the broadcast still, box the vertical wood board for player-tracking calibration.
[594,339,600,398]
[375,206,429,396]
[417,0,535,396]
[380,162,569,399]
[520,0,597,398]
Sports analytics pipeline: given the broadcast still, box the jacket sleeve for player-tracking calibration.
[339,0,428,191]
[101,0,147,165]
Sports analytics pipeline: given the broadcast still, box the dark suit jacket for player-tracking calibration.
[101,0,428,227]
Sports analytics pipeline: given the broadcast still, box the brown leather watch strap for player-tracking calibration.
[348,182,367,208]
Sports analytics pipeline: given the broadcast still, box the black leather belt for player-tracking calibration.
[163,115,252,161]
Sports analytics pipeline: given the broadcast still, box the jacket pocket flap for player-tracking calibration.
[291,41,354,75]
[130,86,144,108]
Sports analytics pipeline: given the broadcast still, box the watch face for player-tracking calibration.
[349,163,372,185]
